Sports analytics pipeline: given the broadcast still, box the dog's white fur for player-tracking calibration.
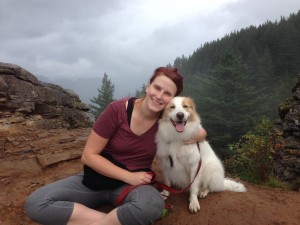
[156,96,246,213]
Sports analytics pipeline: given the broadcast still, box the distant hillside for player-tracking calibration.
[170,10,300,154]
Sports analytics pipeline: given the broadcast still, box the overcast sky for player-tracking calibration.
[1,0,300,97]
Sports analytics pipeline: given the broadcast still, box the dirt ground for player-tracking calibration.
[102,181,300,225]
[0,159,299,225]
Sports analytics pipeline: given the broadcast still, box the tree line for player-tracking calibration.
[90,10,300,158]
[172,10,300,157]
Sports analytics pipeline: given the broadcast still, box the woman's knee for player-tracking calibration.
[24,191,43,221]
[117,185,165,225]
[24,188,73,225]
[142,186,165,217]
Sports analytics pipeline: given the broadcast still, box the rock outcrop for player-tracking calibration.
[0,62,94,183]
[0,63,96,224]
[0,62,94,130]
[276,77,300,189]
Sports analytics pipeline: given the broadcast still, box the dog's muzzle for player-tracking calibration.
[171,112,187,132]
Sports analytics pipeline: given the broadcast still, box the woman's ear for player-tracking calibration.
[145,82,150,93]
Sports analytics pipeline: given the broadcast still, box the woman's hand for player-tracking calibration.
[184,127,207,144]
[126,171,153,186]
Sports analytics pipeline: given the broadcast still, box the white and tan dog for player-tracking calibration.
[155,96,246,213]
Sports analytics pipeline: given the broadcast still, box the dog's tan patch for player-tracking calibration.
[182,97,198,122]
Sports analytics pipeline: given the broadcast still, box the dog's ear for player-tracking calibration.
[190,98,196,111]
[184,97,196,110]
[186,97,200,122]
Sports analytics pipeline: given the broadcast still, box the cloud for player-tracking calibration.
[0,0,299,98]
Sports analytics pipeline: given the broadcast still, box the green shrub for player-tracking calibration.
[265,176,289,189]
[225,118,285,185]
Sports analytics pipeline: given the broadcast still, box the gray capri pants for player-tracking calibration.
[24,172,165,225]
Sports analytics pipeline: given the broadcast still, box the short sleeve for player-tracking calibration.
[93,101,123,139]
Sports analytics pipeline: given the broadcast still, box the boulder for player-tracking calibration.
[0,62,94,130]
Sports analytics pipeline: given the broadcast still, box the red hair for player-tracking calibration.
[149,67,183,96]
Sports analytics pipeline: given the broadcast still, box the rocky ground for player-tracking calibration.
[0,127,299,225]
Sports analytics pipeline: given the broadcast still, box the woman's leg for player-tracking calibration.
[113,185,165,225]
[68,203,107,225]
[68,185,165,225]
[25,173,164,225]
[87,208,121,225]
[24,173,110,225]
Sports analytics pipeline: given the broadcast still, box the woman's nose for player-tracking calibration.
[156,91,163,99]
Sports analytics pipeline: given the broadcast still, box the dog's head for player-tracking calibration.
[161,96,200,133]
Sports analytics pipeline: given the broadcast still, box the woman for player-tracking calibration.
[24,67,207,225]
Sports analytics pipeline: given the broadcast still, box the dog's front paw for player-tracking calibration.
[189,199,200,213]
[161,190,170,200]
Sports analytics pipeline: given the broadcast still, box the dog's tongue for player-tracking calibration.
[175,122,185,132]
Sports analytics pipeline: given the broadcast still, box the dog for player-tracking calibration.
[155,96,246,213]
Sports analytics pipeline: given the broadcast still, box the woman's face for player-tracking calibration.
[145,74,177,113]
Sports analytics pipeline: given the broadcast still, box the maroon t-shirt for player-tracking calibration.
[93,98,158,171]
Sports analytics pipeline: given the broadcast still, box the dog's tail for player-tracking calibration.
[224,178,246,192]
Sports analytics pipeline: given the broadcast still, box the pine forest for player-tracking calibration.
[170,11,300,157]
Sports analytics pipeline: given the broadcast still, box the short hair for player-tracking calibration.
[149,67,183,96]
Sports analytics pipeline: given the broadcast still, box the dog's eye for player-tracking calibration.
[183,105,188,108]
[170,105,175,109]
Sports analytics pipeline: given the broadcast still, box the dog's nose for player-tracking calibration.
[176,112,184,120]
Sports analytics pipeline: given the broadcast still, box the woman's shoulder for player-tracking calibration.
[109,97,130,109]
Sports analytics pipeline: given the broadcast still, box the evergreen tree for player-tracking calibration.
[255,48,277,117]
[89,73,115,119]
[135,84,146,98]
[195,50,259,157]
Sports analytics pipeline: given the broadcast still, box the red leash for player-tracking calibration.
[154,158,202,194]
[115,176,155,205]
[115,159,202,205]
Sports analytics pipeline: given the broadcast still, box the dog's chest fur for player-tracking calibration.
[156,120,201,187]
[156,139,201,187]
